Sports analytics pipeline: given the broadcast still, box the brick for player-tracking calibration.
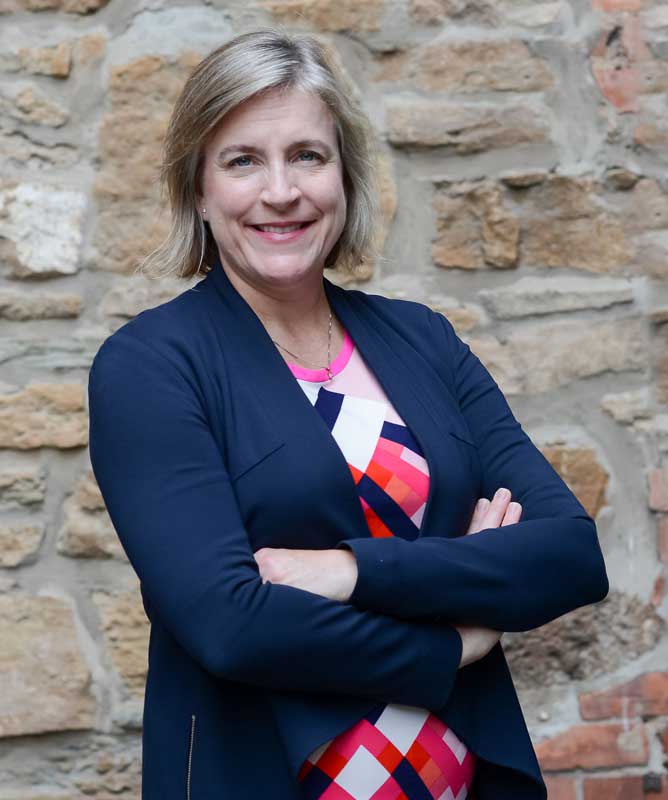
[649,469,668,511]
[659,517,668,562]
[591,16,648,112]
[583,776,643,800]
[535,723,648,770]
[544,775,577,800]
[593,0,641,11]
[580,672,668,719]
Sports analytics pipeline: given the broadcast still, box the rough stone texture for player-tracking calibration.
[503,590,664,689]
[0,182,86,277]
[387,99,549,154]
[655,322,668,405]
[57,470,126,560]
[0,0,667,789]
[2,85,69,127]
[433,182,519,269]
[92,583,150,697]
[0,523,44,566]
[0,592,95,736]
[540,443,609,518]
[0,288,80,320]
[431,174,656,275]
[479,276,634,319]
[466,317,646,395]
[535,722,649,770]
[0,466,46,508]
[601,388,652,424]
[0,327,106,371]
[92,55,198,274]
[426,295,482,332]
[16,42,72,77]
[407,0,562,27]
[18,0,109,11]
[261,0,383,31]
[375,40,553,93]
[99,277,190,319]
[0,382,88,449]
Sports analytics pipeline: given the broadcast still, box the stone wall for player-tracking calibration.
[1,0,667,797]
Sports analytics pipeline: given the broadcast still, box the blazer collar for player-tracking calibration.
[203,256,468,539]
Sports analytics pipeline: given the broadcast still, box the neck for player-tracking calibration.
[219,260,332,339]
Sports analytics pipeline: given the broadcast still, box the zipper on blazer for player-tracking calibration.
[186,713,196,800]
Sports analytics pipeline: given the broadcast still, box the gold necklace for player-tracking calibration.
[271,310,334,380]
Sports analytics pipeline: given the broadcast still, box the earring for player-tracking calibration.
[202,208,206,215]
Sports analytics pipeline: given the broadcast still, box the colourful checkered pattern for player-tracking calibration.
[287,331,476,800]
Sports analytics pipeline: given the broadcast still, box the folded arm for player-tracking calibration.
[336,311,610,632]
[88,330,462,709]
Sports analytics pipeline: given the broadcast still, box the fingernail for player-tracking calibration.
[496,488,510,501]
[508,502,521,512]
[479,498,490,509]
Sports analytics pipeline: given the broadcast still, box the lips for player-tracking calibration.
[248,220,315,242]
[250,221,314,232]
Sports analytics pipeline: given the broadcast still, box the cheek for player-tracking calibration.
[208,177,258,219]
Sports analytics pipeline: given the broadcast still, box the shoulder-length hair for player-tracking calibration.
[140,28,382,280]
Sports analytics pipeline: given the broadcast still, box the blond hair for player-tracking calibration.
[139,28,382,280]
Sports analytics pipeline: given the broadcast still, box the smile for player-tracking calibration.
[248,221,315,242]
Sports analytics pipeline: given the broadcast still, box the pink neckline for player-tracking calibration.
[286,329,354,382]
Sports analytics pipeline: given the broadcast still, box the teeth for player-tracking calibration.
[256,223,305,233]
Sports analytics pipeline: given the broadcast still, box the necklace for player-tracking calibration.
[271,310,334,380]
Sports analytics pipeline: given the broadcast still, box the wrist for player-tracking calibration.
[337,549,358,602]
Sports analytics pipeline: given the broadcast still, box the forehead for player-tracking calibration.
[210,87,338,147]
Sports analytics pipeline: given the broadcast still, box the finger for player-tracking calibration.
[501,501,522,526]
[480,487,512,529]
[466,498,490,535]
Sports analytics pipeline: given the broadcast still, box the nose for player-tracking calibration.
[260,163,301,208]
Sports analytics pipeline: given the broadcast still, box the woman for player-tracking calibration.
[88,28,609,800]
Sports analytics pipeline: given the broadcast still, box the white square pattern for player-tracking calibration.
[335,745,391,800]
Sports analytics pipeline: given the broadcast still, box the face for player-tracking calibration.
[197,86,347,296]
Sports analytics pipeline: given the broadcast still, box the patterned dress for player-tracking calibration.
[285,329,477,800]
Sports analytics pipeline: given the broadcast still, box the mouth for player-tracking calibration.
[249,221,315,233]
[247,220,315,242]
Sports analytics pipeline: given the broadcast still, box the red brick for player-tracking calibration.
[544,774,577,800]
[583,776,643,800]
[652,574,668,611]
[593,0,641,10]
[649,469,668,511]
[660,724,668,762]
[580,672,668,719]
[590,16,648,112]
[536,723,648,770]
[658,517,668,562]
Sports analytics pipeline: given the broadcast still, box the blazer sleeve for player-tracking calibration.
[336,310,610,632]
[87,330,462,708]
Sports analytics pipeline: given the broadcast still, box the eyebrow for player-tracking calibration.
[216,139,335,161]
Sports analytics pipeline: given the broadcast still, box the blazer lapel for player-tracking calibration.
[205,258,479,544]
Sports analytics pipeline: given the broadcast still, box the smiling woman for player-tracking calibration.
[195,86,347,301]
[89,26,609,800]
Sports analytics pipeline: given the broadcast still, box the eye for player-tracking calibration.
[296,150,323,163]
[228,155,254,168]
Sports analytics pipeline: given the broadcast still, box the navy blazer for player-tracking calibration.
[88,256,609,800]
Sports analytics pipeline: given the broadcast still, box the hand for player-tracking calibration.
[465,487,522,535]
[455,487,522,668]
[253,547,358,603]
